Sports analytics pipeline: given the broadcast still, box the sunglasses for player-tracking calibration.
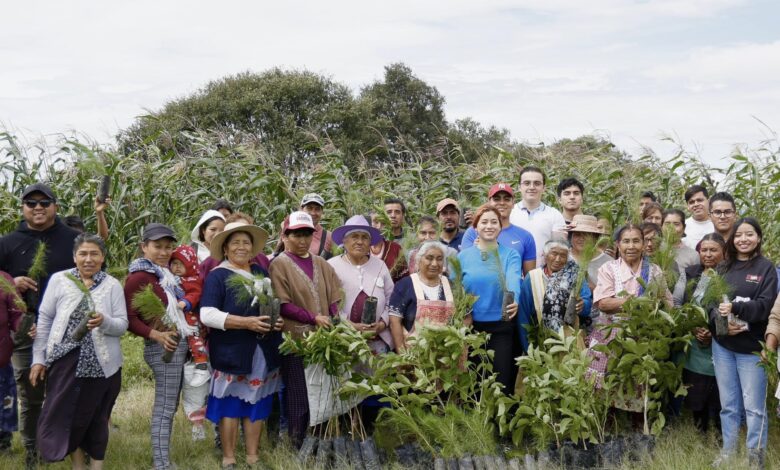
[23,199,54,209]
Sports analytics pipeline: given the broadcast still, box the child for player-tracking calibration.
[170,246,210,441]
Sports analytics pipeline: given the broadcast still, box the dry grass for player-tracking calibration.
[0,381,777,469]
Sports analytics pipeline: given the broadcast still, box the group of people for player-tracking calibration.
[0,167,777,469]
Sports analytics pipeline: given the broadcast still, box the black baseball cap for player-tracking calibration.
[142,223,177,241]
[21,183,56,201]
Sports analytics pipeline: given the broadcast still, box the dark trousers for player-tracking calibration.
[280,354,308,447]
[472,320,518,394]
[11,346,44,451]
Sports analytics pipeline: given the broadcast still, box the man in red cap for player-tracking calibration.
[460,183,537,275]
[435,198,464,251]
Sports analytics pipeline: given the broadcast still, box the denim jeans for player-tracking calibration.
[712,340,768,451]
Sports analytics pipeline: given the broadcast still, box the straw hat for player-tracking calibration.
[209,222,268,261]
[332,215,383,246]
[567,215,607,235]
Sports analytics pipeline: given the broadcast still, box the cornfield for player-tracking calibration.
[1,128,779,271]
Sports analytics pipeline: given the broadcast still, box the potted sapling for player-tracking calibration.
[486,247,514,321]
[15,242,47,346]
[225,273,280,337]
[64,273,97,341]
[131,285,178,363]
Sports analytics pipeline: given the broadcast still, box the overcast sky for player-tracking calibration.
[2,0,779,166]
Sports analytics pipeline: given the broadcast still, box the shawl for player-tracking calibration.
[541,260,579,331]
[128,258,195,336]
[269,252,342,333]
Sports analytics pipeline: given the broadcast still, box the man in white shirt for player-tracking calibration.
[509,166,567,265]
[683,184,714,249]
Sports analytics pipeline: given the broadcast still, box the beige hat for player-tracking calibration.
[436,198,460,214]
[209,222,269,261]
[567,215,607,235]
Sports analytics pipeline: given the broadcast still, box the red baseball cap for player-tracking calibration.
[488,183,514,198]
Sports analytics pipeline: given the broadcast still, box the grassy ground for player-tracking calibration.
[0,380,777,469]
[1,336,777,468]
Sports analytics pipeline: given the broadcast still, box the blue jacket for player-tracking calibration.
[201,265,281,375]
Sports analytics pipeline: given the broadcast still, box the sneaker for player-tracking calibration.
[192,425,206,441]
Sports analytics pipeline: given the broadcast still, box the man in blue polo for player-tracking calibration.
[460,183,536,275]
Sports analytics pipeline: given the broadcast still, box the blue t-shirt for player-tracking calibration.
[455,245,522,322]
[460,225,536,264]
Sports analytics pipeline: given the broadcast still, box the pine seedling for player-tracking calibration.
[699,269,733,310]
[64,273,97,341]
[131,284,168,324]
[651,225,679,290]
[132,285,177,362]
[565,236,601,325]
[0,275,26,312]
[447,255,476,326]
[27,242,48,281]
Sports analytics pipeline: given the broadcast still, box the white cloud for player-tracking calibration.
[0,0,777,166]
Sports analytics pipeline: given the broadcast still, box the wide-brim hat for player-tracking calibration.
[567,214,607,235]
[332,215,383,246]
[209,222,268,261]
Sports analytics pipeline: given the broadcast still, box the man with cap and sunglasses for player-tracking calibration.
[0,182,79,467]
[436,198,464,251]
[460,183,537,276]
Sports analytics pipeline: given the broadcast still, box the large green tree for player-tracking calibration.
[357,63,448,162]
[118,69,362,168]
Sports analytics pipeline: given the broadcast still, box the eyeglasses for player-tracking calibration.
[710,210,735,218]
[23,199,54,209]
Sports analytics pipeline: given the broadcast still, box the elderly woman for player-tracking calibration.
[328,215,394,353]
[590,223,672,415]
[594,223,672,314]
[456,205,522,393]
[199,212,270,280]
[389,241,455,351]
[126,223,190,470]
[190,209,226,263]
[269,211,342,447]
[518,240,592,352]
[710,218,777,468]
[31,234,127,469]
[200,221,283,469]
[676,233,726,433]
[328,215,394,430]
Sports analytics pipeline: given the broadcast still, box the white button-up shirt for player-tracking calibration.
[509,201,567,265]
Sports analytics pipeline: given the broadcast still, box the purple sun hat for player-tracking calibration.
[332,215,384,246]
